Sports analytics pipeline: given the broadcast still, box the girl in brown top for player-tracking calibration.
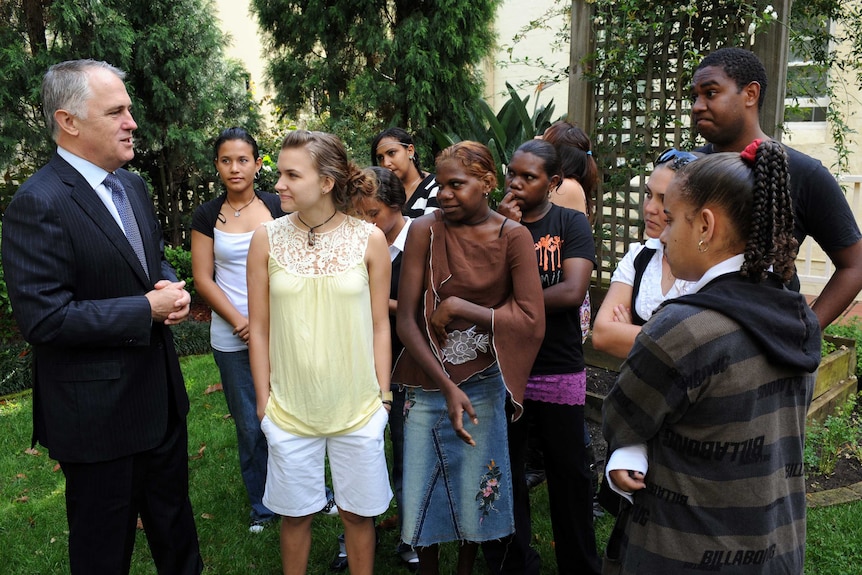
[393,141,545,574]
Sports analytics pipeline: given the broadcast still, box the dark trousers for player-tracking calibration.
[484,401,601,575]
[522,400,601,574]
[60,418,203,575]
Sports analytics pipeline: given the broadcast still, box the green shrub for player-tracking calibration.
[431,82,560,204]
[825,317,862,379]
[170,320,211,357]
[0,221,20,343]
[0,341,32,397]
[164,245,196,299]
[805,393,862,476]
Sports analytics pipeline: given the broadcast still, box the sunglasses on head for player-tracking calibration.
[655,148,698,170]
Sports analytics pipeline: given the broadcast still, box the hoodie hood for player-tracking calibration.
[663,272,821,373]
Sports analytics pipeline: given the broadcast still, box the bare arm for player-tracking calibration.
[542,257,593,312]
[191,230,250,342]
[365,227,392,402]
[814,239,862,329]
[592,281,643,359]
[247,226,272,420]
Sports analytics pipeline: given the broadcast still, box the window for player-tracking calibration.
[784,17,830,124]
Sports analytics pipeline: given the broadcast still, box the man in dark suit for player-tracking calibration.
[1,59,203,574]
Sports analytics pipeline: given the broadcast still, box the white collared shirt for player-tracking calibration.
[389,217,412,262]
[57,146,124,230]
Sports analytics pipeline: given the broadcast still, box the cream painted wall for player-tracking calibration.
[783,16,862,177]
[212,0,269,111]
[486,0,570,121]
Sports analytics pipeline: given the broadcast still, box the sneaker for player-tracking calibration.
[397,541,419,572]
[249,519,269,534]
[329,533,348,572]
[320,494,338,516]
[525,469,546,490]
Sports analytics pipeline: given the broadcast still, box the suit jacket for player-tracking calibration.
[1,153,189,463]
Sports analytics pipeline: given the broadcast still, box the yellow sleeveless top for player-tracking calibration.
[263,216,381,436]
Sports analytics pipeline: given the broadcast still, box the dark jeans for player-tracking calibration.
[213,349,274,522]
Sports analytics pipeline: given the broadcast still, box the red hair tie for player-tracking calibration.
[740,139,762,165]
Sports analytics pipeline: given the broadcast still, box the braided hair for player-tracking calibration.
[673,139,796,282]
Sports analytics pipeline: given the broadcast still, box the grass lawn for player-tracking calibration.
[0,353,859,573]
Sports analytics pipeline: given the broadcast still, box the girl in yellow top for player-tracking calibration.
[247,130,392,575]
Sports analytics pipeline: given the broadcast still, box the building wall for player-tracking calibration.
[485,0,570,121]
[212,1,269,110]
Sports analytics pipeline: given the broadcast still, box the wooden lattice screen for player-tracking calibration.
[568,0,790,291]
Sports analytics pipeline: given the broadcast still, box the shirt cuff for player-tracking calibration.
[605,444,648,504]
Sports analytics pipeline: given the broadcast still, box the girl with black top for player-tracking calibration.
[191,127,285,533]
[371,127,440,218]
[497,139,601,574]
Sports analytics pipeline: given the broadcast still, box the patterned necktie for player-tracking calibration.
[104,172,149,279]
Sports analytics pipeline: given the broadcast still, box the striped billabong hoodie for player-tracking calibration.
[602,271,821,574]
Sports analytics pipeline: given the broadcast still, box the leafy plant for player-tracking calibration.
[431,82,559,202]
[825,317,862,379]
[0,221,19,343]
[0,341,31,397]
[805,393,862,476]
[169,320,211,357]
[164,246,195,299]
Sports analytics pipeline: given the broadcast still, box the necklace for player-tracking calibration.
[225,194,256,217]
[297,211,338,247]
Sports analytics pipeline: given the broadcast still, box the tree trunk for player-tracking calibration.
[22,0,47,54]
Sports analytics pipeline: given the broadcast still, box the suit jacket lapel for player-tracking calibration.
[53,155,152,286]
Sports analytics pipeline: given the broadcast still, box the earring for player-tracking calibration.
[697,239,709,253]
[409,155,415,160]
[254,171,260,181]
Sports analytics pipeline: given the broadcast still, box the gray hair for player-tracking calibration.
[42,59,126,140]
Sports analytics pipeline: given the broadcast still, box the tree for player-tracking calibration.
[0,0,260,246]
[251,0,501,155]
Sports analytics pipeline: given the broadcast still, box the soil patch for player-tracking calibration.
[189,300,212,322]
[584,366,862,494]
[807,456,862,493]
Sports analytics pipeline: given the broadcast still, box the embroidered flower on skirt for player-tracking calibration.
[403,396,415,420]
[476,459,503,523]
[441,326,490,365]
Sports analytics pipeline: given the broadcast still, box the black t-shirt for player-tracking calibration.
[697,143,861,251]
[522,204,596,375]
[191,190,285,237]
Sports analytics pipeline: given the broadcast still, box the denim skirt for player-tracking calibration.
[401,364,514,547]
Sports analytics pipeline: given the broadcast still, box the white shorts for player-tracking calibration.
[260,407,393,517]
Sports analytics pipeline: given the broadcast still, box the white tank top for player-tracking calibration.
[210,228,255,352]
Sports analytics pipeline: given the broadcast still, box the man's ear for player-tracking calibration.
[54,109,79,137]
[743,81,761,110]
